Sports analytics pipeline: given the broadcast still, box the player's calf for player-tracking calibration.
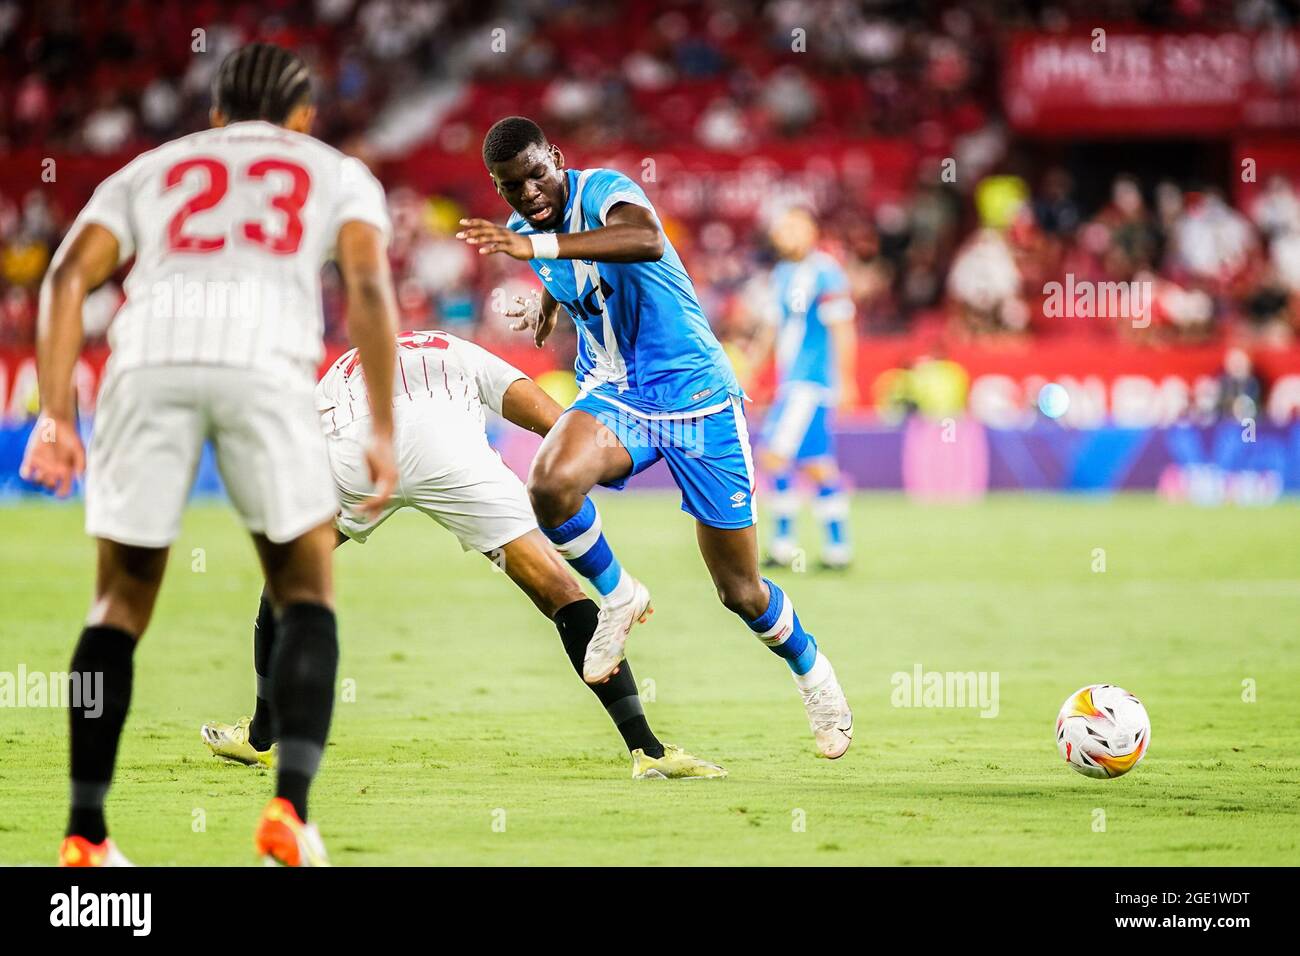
[535,495,651,682]
[248,589,278,750]
[265,602,337,822]
[494,529,587,617]
[554,598,663,758]
[255,523,338,824]
[66,625,137,845]
[743,578,853,759]
[702,533,853,759]
[538,496,638,605]
[765,470,800,567]
[65,540,165,848]
[805,461,851,570]
[744,577,819,676]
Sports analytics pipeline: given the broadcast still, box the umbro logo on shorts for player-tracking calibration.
[730,491,748,508]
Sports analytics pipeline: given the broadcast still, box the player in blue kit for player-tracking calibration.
[456,117,852,758]
[754,207,858,570]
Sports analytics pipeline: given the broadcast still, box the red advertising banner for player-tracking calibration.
[854,335,1300,428]
[8,336,1300,427]
[1002,29,1300,135]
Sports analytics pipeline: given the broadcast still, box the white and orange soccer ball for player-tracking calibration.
[1056,684,1150,779]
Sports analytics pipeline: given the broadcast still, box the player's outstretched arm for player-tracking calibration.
[742,308,778,389]
[457,203,664,264]
[20,223,118,495]
[336,220,399,515]
[501,378,564,437]
[830,315,859,411]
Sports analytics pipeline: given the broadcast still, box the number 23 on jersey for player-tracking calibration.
[164,157,311,256]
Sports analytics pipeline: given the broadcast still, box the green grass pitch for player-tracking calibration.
[2,493,1299,865]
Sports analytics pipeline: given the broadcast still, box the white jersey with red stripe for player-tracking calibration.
[68,119,390,385]
[316,330,526,438]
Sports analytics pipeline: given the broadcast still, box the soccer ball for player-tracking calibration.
[1056,684,1150,779]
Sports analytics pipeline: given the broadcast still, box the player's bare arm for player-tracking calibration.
[741,304,778,396]
[747,317,777,369]
[457,203,664,264]
[830,317,858,411]
[336,219,399,516]
[20,223,118,496]
[501,378,563,437]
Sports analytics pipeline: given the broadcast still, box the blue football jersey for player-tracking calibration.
[508,168,740,418]
[770,250,854,394]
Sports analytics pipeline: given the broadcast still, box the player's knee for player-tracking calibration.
[526,457,564,500]
[257,525,334,609]
[527,461,583,524]
[715,577,767,618]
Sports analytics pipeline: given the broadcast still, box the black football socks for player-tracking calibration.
[67,626,137,843]
[554,599,664,759]
[269,603,339,822]
[248,590,277,751]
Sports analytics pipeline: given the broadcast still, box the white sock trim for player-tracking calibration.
[769,538,797,561]
[823,542,853,564]
[793,652,831,691]
[554,509,603,559]
[604,570,635,606]
[770,491,801,517]
[756,594,796,648]
[812,493,850,521]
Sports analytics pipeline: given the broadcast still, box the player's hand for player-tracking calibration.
[456,218,534,260]
[19,414,85,498]
[358,432,397,519]
[504,290,558,348]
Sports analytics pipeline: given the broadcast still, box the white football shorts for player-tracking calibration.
[326,401,536,553]
[85,364,338,548]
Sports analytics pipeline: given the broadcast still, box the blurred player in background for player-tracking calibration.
[201,329,725,780]
[457,117,852,759]
[19,43,399,867]
[754,207,857,570]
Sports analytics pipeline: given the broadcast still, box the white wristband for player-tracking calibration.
[529,233,559,260]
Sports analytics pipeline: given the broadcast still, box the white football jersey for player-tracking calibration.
[316,330,526,439]
[68,119,390,382]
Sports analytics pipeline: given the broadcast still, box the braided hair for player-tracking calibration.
[212,42,312,124]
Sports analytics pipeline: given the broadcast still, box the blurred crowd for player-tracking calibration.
[0,0,461,155]
[943,171,1300,347]
[4,0,1300,352]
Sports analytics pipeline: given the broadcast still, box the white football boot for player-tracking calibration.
[583,577,653,684]
[797,659,853,759]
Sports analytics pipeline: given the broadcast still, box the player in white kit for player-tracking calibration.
[20,43,399,867]
[201,329,726,780]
